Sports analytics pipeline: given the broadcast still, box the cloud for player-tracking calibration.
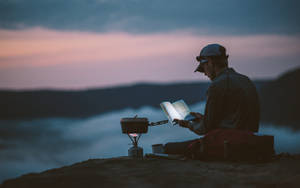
[1,102,300,183]
[0,28,300,89]
[0,0,299,35]
[0,119,87,160]
[0,104,201,182]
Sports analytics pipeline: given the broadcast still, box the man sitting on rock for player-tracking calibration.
[164,44,261,159]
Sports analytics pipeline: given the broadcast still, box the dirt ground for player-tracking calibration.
[1,156,300,188]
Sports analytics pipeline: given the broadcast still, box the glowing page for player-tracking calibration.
[172,100,190,119]
[160,102,182,125]
[160,100,193,125]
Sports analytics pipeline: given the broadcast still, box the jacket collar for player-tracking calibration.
[213,67,235,80]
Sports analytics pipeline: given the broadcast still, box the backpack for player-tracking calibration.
[186,129,274,162]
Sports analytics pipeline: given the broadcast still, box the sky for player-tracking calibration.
[0,0,300,89]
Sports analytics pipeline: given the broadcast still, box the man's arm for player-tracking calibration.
[174,112,206,135]
[203,85,225,131]
[175,83,225,135]
[177,85,225,134]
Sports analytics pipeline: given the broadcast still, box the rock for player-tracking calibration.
[1,156,300,188]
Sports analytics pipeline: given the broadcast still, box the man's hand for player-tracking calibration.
[173,119,191,128]
[190,112,204,122]
[174,112,204,129]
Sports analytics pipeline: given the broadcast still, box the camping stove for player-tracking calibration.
[120,117,168,158]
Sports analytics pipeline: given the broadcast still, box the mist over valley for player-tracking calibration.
[1,68,300,183]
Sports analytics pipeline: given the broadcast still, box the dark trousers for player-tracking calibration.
[164,139,200,155]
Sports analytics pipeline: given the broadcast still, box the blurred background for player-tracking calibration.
[1,0,300,183]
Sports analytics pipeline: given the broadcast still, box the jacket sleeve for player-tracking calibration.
[188,85,224,135]
[201,85,225,133]
[188,121,206,135]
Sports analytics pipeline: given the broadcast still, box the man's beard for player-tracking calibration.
[210,71,216,80]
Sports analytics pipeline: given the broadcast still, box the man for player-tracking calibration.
[176,43,260,134]
[164,44,260,156]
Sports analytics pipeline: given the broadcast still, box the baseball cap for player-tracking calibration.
[194,44,227,72]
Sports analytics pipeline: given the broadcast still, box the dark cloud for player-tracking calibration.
[0,0,299,35]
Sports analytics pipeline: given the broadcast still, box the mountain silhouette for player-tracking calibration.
[260,67,300,129]
[1,82,211,119]
[2,66,300,130]
[0,81,268,120]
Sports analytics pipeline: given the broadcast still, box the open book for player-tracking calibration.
[160,99,195,125]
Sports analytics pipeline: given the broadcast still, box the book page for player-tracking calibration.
[160,102,182,124]
[172,100,191,119]
[172,100,195,121]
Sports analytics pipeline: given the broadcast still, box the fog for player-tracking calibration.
[1,102,300,183]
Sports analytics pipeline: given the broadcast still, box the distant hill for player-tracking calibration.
[0,81,268,120]
[260,68,300,129]
[3,67,300,128]
[0,82,209,120]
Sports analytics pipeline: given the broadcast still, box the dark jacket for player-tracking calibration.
[191,68,260,135]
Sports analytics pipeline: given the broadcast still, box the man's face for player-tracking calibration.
[202,58,216,80]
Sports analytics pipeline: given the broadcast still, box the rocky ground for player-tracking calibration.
[1,155,300,188]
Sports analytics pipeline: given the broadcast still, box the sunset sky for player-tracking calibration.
[1,0,300,89]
